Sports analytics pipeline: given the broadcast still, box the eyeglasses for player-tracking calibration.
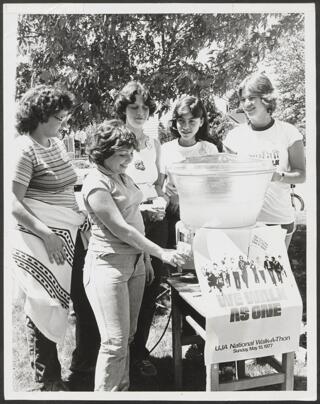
[54,114,70,122]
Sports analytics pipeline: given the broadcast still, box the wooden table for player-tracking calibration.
[167,275,295,391]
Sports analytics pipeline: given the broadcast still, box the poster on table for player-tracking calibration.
[193,225,302,364]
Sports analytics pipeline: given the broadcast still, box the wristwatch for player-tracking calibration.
[279,172,285,182]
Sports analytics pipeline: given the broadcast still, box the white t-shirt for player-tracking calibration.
[160,139,218,196]
[223,119,303,224]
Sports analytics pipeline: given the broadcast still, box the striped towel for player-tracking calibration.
[11,198,86,343]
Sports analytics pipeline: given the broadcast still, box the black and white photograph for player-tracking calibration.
[3,2,316,401]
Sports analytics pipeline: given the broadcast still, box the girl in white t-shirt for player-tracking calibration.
[159,95,219,247]
[224,73,306,248]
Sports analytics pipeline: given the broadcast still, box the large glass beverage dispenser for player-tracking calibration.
[170,154,275,268]
[170,153,275,230]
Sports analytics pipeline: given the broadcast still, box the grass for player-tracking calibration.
[11,224,307,392]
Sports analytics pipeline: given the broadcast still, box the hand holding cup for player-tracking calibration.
[160,248,190,267]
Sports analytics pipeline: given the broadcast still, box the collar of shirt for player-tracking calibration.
[96,164,126,184]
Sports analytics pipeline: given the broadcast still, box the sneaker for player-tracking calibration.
[40,379,70,391]
[133,359,157,377]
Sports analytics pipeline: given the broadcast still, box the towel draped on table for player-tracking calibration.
[11,198,86,344]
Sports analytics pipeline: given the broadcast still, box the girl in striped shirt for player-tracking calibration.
[11,85,85,391]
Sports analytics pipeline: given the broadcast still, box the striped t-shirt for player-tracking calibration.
[13,135,78,210]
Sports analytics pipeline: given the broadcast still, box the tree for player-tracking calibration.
[16,13,304,130]
[264,30,305,141]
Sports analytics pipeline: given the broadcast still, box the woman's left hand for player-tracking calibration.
[141,197,167,222]
[149,208,166,222]
[271,140,306,185]
[144,259,155,285]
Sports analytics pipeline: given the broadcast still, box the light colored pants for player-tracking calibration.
[83,251,145,391]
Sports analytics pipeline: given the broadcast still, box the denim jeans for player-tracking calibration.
[84,251,145,391]
[25,316,61,383]
[70,232,100,376]
[130,215,168,362]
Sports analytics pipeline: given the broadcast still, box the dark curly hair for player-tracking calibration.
[238,72,277,114]
[169,96,210,141]
[87,119,138,165]
[16,85,74,134]
[113,81,157,122]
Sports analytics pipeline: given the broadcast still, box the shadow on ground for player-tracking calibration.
[130,355,307,392]
[130,355,205,391]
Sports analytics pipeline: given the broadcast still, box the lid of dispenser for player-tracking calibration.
[169,153,275,176]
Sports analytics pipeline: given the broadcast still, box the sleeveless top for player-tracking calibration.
[126,136,158,201]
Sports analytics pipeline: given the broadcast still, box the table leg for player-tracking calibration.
[206,363,219,391]
[281,352,295,390]
[171,288,183,390]
[237,360,246,378]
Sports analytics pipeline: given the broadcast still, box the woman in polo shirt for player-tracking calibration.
[81,119,186,391]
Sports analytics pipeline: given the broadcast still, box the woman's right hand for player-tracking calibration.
[42,232,67,265]
[160,249,188,267]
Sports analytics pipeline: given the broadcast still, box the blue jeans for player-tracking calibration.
[84,251,145,391]
[130,215,168,362]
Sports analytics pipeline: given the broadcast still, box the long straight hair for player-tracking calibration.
[169,96,210,141]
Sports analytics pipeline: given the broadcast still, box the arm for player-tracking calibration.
[12,181,67,265]
[154,173,169,203]
[143,253,154,285]
[154,140,181,214]
[153,138,170,204]
[272,140,306,184]
[142,170,168,222]
[86,188,186,266]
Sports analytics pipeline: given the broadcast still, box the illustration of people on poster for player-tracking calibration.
[193,225,302,364]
